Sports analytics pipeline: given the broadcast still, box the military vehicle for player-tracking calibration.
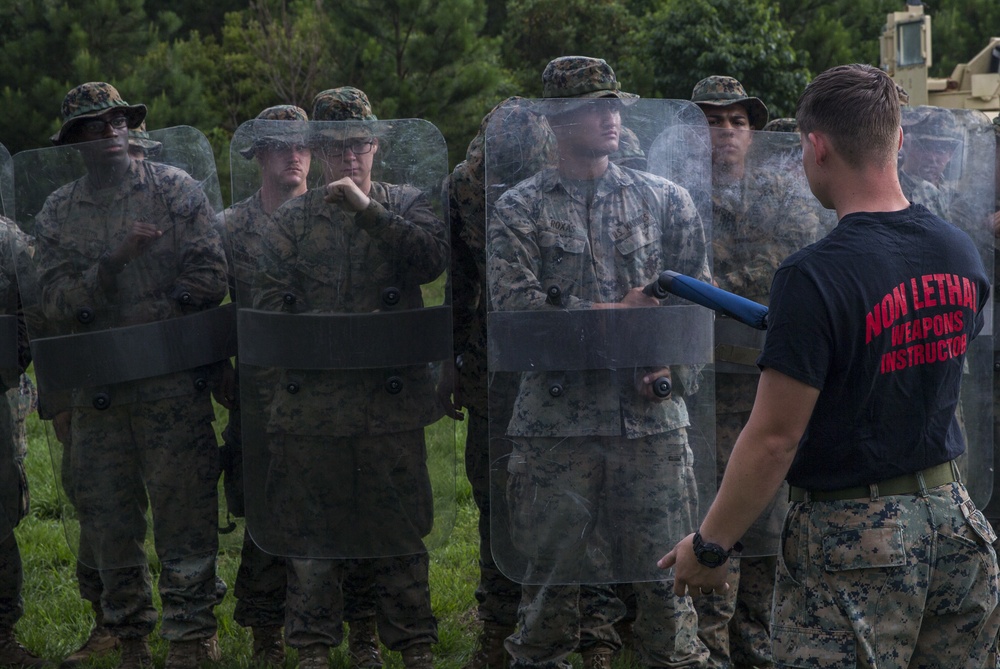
[880,0,1000,118]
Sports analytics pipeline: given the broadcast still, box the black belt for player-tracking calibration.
[788,460,959,502]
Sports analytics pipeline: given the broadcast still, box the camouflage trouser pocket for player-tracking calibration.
[771,625,856,668]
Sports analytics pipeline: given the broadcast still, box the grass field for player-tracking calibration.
[11,402,644,669]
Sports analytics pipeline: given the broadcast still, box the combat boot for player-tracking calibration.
[0,630,46,668]
[462,622,512,669]
[251,626,285,666]
[164,634,221,669]
[297,644,329,669]
[400,644,433,669]
[61,604,121,668]
[347,617,382,669]
[581,649,613,669]
[118,637,153,669]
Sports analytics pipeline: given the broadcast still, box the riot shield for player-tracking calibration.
[13,126,234,570]
[900,107,995,508]
[0,143,26,544]
[706,129,829,556]
[236,118,456,559]
[486,97,716,584]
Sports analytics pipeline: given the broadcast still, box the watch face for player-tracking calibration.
[696,548,725,567]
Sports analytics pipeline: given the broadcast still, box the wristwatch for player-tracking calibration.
[692,531,741,568]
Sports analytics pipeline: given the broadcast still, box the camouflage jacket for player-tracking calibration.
[711,172,821,304]
[0,217,32,388]
[31,158,228,410]
[253,182,448,436]
[488,162,711,439]
[899,169,950,220]
[712,171,821,411]
[219,189,270,308]
[446,160,489,415]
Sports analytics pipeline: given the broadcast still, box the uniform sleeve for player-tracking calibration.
[252,204,302,313]
[445,173,483,359]
[164,175,229,309]
[355,185,448,284]
[663,183,711,285]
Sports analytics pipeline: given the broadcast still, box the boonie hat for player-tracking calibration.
[127,121,162,157]
[902,106,962,147]
[51,82,147,145]
[762,118,798,133]
[691,76,768,130]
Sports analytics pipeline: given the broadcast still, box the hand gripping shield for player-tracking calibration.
[899,107,995,508]
[486,97,717,584]
[12,126,234,570]
[233,118,456,559]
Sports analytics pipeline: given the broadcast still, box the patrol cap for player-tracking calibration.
[539,56,638,117]
[239,104,310,159]
[127,121,162,158]
[762,118,798,133]
[311,87,380,141]
[51,82,147,145]
[691,76,768,130]
[902,105,962,149]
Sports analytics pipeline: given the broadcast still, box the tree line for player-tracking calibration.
[2,0,998,174]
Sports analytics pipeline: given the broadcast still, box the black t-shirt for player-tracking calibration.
[759,204,990,490]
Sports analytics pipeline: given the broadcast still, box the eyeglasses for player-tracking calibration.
[326,140,375,157]
[79,116,129,136]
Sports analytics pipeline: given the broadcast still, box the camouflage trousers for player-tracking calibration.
[284,554,438,651]
[465,407,520,627]
[696,401,783,669]
[694,557,776,669]
[0,528,22,631]
[504,432,707,667]
[772,482,1000,668]
[62,394,221,640]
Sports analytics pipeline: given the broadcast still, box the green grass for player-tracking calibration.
[13,402,643,668]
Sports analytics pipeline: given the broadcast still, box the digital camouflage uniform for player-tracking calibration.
[691,76,821,669]
[898,106,961,220]
[445,96,556,668]
[29,83,227,647]
[251,88,446,662]
[489,57,713,669]
[220,105,308,644]
[0,215,43,665]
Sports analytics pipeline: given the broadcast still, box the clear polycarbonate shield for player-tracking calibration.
[486,97,716,584]
[12,126,235,569]
[900,107,995,508]
[0,143,26,543]
[703,129,830,555]
[235,118,456,559]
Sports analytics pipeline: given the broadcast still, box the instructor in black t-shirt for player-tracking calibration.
[659,63,1000,668]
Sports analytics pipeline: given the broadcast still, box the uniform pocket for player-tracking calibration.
[822,525,906,571]
[771,625,856,668]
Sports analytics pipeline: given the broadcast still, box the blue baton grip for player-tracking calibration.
[643,271,769,331]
